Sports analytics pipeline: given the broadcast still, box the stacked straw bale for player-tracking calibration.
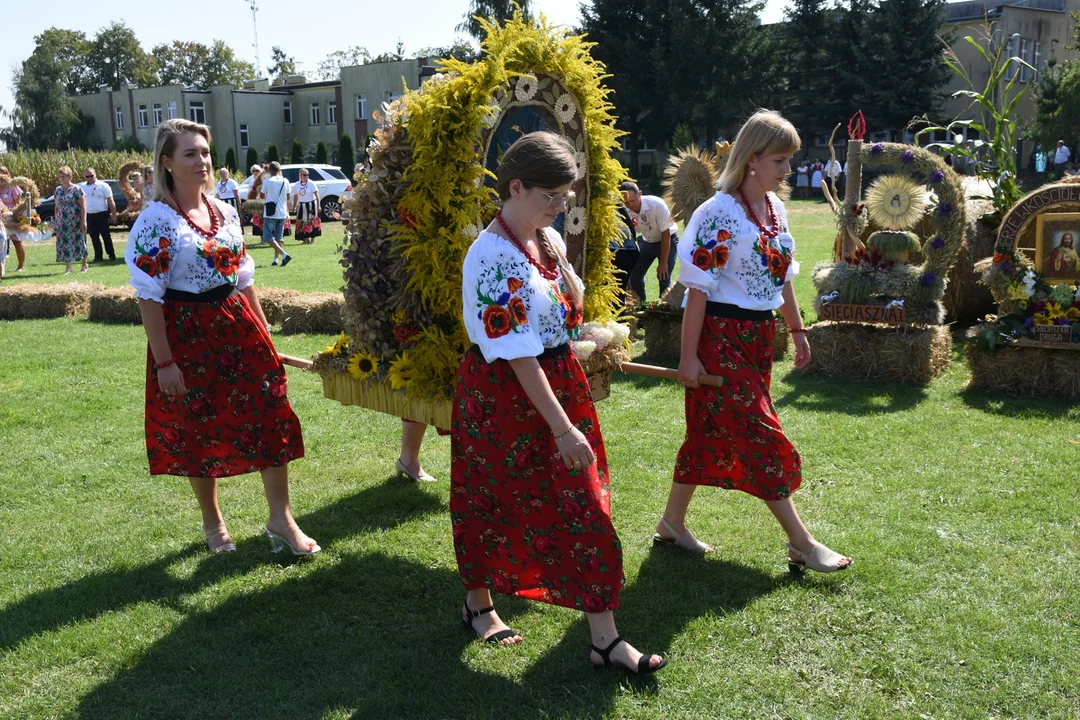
[803,321,952,384]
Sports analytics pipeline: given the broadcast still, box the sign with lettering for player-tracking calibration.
[1033,325,1074,344]
[819,303,907,324]
[998,184,1080,251]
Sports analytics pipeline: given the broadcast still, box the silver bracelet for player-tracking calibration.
[554,427,574,441]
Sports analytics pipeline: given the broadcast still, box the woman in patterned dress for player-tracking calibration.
[451,132,665,675]
[654,110,852,574]
[126,118,319,556]
[53,166,88,274]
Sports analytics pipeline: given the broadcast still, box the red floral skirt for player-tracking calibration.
[450,346,624,612]
[674,316,801,500]
[144,291,305,477]
[294,201,322,241]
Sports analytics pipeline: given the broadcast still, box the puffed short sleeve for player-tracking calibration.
[676,199,723,295]
[461,233,544,363]
[125,205,173,303]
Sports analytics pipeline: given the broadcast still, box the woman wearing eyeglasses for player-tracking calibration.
[290,169,322,243]
[450,131,665,675]
[53,166,88,274]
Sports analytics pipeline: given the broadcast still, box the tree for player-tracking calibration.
[863,0,951,136]
[33,28,96,95]
[10,46,90,149]
[316,46,372,80]
[154,39,255,88]
[371,40,407,64]
[315,141,328,164]
[87,22,155,88]
[829,0,875,130]
[338,133,355,179]
[203,40,256,86]
[225,146,238,172]
[782,0,840,142]
[246,146,259,170]
[267,47,298,81]
[458,0,532,42]
[291,139,304,163]
[266,143,280,163]
[412,40,480,63]
[209,143,218,167]
[672,124,693,151]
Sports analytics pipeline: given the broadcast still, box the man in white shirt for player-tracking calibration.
[259,162,293,266]
[80,167,117,262]
[1054,140,1071,171]
[620,181,678,301]
[823,158,842,194]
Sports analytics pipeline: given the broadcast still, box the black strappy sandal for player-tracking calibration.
[589,636,667,675]
[461,602,520,645]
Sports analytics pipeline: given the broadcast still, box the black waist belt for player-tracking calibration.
[164,284,238,303]
[705,301,774,321]
[470,342,570,360]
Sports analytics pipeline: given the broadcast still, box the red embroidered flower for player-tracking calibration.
[218,353,237,369]
[465,397,483,421]
[188,398,209,415]
[565,303,582,331]
[269,382,287,398]
[214,247,240,276]
[712,244,729,269]
[716,229,732,242]
[158,237,171,249]
[156,249,171,274]
[532,535,553,554]
[162,428,180,444]
[514,449,531,468]
[134,254,159,277]
[472,494,493,511]
[506,277,523,293]
[768,250,789,279]
[581,593,605,613]
[508,296,528,325]
[483,305,513,338]
[692,246,713,270]
[492,575,512,593]
[586,555,601,571]
[561,499,582,517]
[208,466,224,478]
[239,430,257,445]
[202,239,219,256]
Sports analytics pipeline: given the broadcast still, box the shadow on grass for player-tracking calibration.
[774,370,929,416]
[0,478,443,655]
[958,385,1078,419]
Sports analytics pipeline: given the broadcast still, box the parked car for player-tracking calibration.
[236,164,351,222]
[36,179,129,225]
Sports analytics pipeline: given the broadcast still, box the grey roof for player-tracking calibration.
[945,0,1065,22]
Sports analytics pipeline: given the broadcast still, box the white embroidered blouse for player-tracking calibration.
[676,191,799,312]
[125,199,254,304]
[462,228,582,363]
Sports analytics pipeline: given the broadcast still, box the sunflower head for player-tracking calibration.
[348,352,379,381]
[866,175,927,231]
[387,351,415,391]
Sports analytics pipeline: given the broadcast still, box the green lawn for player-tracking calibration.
[1,202,1078,718]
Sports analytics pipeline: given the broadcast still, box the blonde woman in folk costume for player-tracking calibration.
[126,118,319,557]
[450,132,665,675]
[654,110,853,574]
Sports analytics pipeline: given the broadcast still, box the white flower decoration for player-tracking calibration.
[571,340,597,361]
[482,106,500,128]
[554,93,578,123]
[514,77,538,102]
[565,207,587,235]
[1022,269,1037,296]
[1075,284,1080,303]
[574,150,588,173]
[463,223,482,238]
[609,322,630,345]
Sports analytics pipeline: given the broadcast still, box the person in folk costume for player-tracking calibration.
[654,110,853,574]
[450,131,666,675]
[126,118,319,556]
[290,167,322,243]
[214,168,240,214]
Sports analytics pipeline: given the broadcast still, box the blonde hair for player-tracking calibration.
[495,131,584,310]
[151,118,215,204]
[717,110,801,195]
[57,165,73,179]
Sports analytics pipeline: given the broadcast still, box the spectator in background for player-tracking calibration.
[0,170,27,272]
[214,168,240,214]
[1054,140,1071,172]
[823,157,842,194]
[794,159,809,199]
[810,160,824,196]
[80,167,117,262]
[611,202,640,308]
[53,166,88,274]
[620,181,678,301]
[259,162,293,267]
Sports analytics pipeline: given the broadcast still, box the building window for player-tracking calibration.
[328,102,337,125]
[1021,38,1034,83]
[115,106,124,130]
[167,101,177,119]
[356,94,367,119]
[385,91,400,102]
[1005,35,1019,81]
[152,103,162,126]
[137,105,148,128]
[310,102,320,125]
[240,124,249,149]
[1034,42,1043,82]
[189,101,206,124]
[284,101,292,125]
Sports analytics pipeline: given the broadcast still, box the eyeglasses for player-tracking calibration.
[532,188,575,209]
[84,174,94,179]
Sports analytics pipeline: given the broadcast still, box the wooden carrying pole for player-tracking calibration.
[279,354,314,369]
[620,362,724,387]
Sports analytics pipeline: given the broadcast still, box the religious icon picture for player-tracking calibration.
[1036,213,1080,281]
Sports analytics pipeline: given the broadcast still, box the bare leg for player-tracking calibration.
[13,240,25,270]
[655,482,713,552]
[266,238,286,261]
[189,477,233,552]
[586,611,664,672]
[399,419,427,474]
[261,464,319,553]
[462,588,522,645]
[765,496,851,568]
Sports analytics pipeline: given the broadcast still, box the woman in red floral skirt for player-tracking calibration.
[451,132,664,675]
[655,110,852,574]
[126,118,319,556]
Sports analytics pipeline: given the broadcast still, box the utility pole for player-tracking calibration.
[245,0,261,77]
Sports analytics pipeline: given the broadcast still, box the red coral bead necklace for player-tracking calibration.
[737,186,779,239]
[173,192,221,240]
[496,210,558,280]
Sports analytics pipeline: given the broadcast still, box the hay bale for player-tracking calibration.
[278,292,344,333]
[967,343,1080,397]
[89,286,142,323]
[802,321,952,384]
[255,286,303,325]
[0,282,99,319]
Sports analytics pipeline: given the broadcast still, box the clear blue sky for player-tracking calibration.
[2,0,788,125]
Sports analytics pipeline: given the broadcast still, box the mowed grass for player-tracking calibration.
[1,201,1078,719]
